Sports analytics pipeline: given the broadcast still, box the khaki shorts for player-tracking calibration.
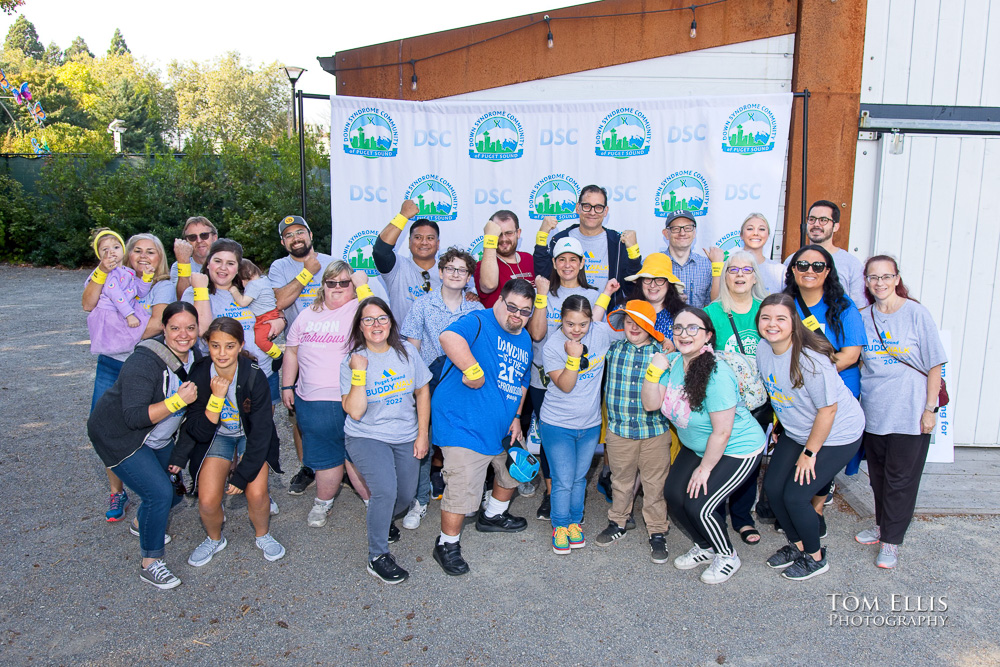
[440,446,518,515]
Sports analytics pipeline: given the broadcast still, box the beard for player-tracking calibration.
[502,317,524,335]
[289,242,313,258]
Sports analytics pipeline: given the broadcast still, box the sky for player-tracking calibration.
[2,0,584,124]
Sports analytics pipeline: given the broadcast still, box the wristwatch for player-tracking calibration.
[802,448,816,458]
[924,403,939,413]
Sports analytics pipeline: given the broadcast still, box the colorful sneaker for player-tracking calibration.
[649,534,669,564]
[567,523,585,549]
[255,533,286,561]
[782,547,829,580]
[701,552,742,585]
[402,500,427,530]
[595,521,627,546]
[106,491,129,522]
[552,526,570,555]
[139,559,181,590]
[269,497,279,516]
[876,542,898,569]
[307,498,334,527]
[130,521,171,544]
[855,525,881,545]
[187,536,227,567]
[368,553,408,584]
[288,466,315,495]
[767,543,803,570]
[674,544,715,570]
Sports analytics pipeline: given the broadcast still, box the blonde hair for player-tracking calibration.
[740,212,771,238]
[311,260,354,311]
[718,250,766,313]
[125,233,170,284]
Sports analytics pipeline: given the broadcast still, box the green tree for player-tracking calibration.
[43,41,63,67]
[108,28,129,56]
[3,14,44,59]
[64,36,93,60]
[2,0,26,14]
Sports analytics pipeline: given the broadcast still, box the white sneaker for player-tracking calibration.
[188,536,227,567]
[855,525,880,545]
[402,500,427,530]
[255,533,286,561]
[673,544,716,570]
[307,498,335,527]
[700,552,741,584]
[481,489,490,511]
[518,480,537,498]
[269,497,279,516]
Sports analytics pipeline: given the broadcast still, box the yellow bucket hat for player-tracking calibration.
[625,252,683,285]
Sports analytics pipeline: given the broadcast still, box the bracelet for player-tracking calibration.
[356,284,374,301]
[595,293,611,310]
[390,214,408,231]
[565,356,581,371]
[280,385,297,391]
[176,263,191,277]
[164,393,188,413]
[483,234,499,249]
[91,268,107,285]
[534,294,548,309]
[141,271,154,283]
[645,364,665,383]
[535,231,549,246]
[351,369,367,386]
[463,363,484,381]
[295,267,313,287]
[711,262,724,277]
[626,244,641,260]
[192,287,209,301]
[206,395,225,413]
[514,413,521,419]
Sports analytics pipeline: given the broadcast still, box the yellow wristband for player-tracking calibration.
[351,369,367,386]
[627,244,641,260]
[463,363,484,381]
[192,287,209,301]
[390,214,408,231]
[141,271,154,283]
[802,315,821,331]
[176,262,191,277]
[356,284,374,301]
[534,294,548,309]
[565,356,581,371]
[536,231,549,246]
[483,234,499,249]
[645,364,665,383]
[164,393,188,413]
[206,395,225,413]
[711,262,724,277]
[295,267,313,287]
[596,293,611,310]
[91,268,107,285]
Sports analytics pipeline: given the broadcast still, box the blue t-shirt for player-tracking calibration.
[431,310,532,456]
[793,296,865,396]
[657,352,765,457]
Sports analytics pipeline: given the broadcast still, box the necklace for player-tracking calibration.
[499,254,529,279]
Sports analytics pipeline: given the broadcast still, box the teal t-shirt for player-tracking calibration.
[657,352,765,457]
[705,300,762,357]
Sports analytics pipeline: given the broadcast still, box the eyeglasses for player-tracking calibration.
[671,324,706,336]
[324,279,352,288]
[794,260,828,273]
[727,266,755,275]
[865,273,898,284]
[667,224,695,234]
[442,266,469,276]
[282,229,309,241]
[361,315,390,326]
[641,277,668,286]
[184,232,214,242]
[579,203,607,214]
[420,270,431,293]
[501,297,533,318]
[806,216,834,226]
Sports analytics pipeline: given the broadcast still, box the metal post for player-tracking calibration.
[800,88,810,249]
[290,81,298,136]
[297,90,307,219]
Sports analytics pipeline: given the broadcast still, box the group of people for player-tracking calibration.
[83,190,946,589]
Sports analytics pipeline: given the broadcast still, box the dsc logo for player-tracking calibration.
[475,189,514,205]
[349,185,390,203]
[414,130,452,147]
[609,185,639,202]
[540,129,579,145]
[665,124,708,143]
[725,184,762,200]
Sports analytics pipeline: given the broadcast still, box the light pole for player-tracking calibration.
[280,66,306,137]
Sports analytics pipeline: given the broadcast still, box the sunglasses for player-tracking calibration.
[794,260,828,273]
[324,279,352,288]
[420,270,431,293]
[184,232,214,242]
[501,297,533,318]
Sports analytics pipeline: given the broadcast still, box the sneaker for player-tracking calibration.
[781,547,829,580]
[824,483,836,506]
[288,466,315,495]
[552,526,570,554]
[597,471,613,503]
[518,480,537,498]
[567,523,585,549]
[766,543,803,570]
[818,514,828,539]
[368,553,409,584]
[855,525,881,545]
[625,512,636,531]
[255,533,286,562]
[129,522,171,544]
[269,497,279,516]
[775,520,785,534]
[139,559,181,590]
[433,537,469,576]
[475,509,527,533]
[106,491,129,522]
[402,500,427,530]
[674,544,715,570]
[876,542,899,569]
[649,533,669,563]
[481,488,491,511]
[535,493,551,521]
[187,536,227,567]
[430,471,445,500]
[306,498,334,528]
[755,497,776,523]
[595,521,627,546]
[388,521,400,544]
[701,552,742,585]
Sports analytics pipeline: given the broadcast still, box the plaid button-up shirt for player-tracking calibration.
[604,339,670,440]
[667,250,712,309]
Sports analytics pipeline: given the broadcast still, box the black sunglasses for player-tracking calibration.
[324,279,352,288]
[794,260,828,273]
[420,270,431,293]
[184,232,214,242]
[501,297,533,318]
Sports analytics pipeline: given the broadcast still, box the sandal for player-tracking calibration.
[738,526,761,545]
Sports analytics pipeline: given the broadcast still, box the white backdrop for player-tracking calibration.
[329,93,792,276]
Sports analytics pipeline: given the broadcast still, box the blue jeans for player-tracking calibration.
[539,422,601,527]
[414,451,432,505]
[267,371,280,404]
[91,355,124,412]
[111,442,183,558]
[345,436,419,560]
[295,397,347,470]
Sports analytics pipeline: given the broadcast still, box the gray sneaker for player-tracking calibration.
[855,526,880,545]
[255,533,286,562]
[269,497,279,516]
[876,542,898,569]
[307,498,335,527]
[188,536,227,567]
[140,559,181,589]
[517,480,537,498]
[402,500,427,530]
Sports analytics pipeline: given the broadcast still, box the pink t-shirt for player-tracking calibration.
[286,300,358,401]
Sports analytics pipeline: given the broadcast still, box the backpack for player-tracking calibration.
[715,350,768,411]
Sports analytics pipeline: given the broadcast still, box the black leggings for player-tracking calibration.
[664,447,762,557]
[763,433,862,554]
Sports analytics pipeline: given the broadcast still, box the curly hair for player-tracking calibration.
[783,244,850,342]
[757,293,837,389]
[675,307,717,412]
[437,246,477,276]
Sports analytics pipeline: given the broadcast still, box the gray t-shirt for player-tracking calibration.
[540,321,618,430]
[756,344,865,446]
[243,276,278,317]
[211,365,243,437]
[338,341,432,444]
[569,228,609,291]
[860,300,948,436]
[181,287,272,377]
[267,253,335,324]
[759,259,786,295]
[381,254,442,326]
[784,248,866,307]
[145,357,195,449]
[169,259,204,286]
[530,286,599,389]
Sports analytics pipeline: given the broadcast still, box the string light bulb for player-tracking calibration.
[544,15,554,48]
[410,60,418,91]
[689,6,697,38]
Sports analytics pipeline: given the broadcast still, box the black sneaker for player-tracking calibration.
[388,521,400,544]
[818,514,828,539]
[755,497,776,523]
[433,537,469,576]
[475,509,527,533]
[649,533,669,563]
[766,543,803,570]
[430,470,445,500]
[288,466,315,495]
[597,471,613,503]
[625,512,636,531]
[535,493,551,521]
[775,520,785,534]
[824,483,836,506]
[367,553,408,584]
[595,521,627,546]
[781,547,829,580]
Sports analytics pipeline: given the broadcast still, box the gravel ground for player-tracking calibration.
[1,264,998,666]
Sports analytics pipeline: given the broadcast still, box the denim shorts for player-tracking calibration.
[295,396,346,470]
[267,371,280,404]
[205,432,247,461]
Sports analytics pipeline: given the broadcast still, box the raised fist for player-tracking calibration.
[621,230,637,248]
[350,270,368,287]
[565,339,584,359]
[190,272,209,289]
[540,217,558,234]
[483,219,501,237]
[534,276,550,296]
[400,200,419,219]
[173,238,193,263]
[349,353,369,371]
[210,374,231,399]
[177,381,198,404]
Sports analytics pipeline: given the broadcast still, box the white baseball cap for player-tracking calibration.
[552,237,584,259]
